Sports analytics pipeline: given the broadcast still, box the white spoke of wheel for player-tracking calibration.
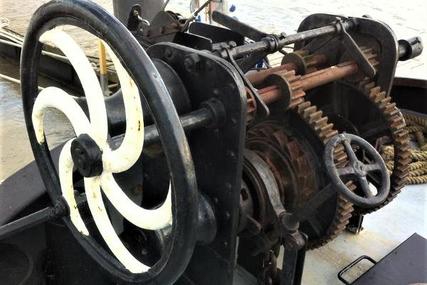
[34,29,171,272]
[32,87,91,143]
[59,140,89,235]
[40,29,108,146]
[84,177,150,273]
[100,172,172,230]
[102,44,144,173]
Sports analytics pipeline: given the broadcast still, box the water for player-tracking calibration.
[0,58,74,181]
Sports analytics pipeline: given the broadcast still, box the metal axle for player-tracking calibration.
[231,20,355,58]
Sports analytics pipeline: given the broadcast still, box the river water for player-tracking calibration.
[0,57,74,181]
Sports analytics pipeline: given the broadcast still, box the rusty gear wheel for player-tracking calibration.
[247,121,318,211]
[354,79,411,213]
[307,79,411,214]
[247,110,355,248]
[292,100,355,248]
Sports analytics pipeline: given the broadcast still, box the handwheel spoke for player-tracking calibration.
[35,30,169,272]
[337,166,355,176]
[84,177,150,273]
[343,139,358,163]
[58,141,89,235]
[40,29,108,146]
[364,163,381,172]
[100,172,172,230]
[32,87,91,143]
[102,44,145,173]
[357,176,373,198]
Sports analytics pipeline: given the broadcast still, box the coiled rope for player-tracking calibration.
[382,110,427,185]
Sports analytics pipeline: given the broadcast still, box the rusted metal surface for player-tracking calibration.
[294,99,356,248]
[353,79,412,214]
[252,60,359,110]
[299,61,359,90]
[245,52,327,85]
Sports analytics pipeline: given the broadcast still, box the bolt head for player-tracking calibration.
[184,54,201,73]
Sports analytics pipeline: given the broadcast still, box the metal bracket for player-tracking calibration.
[336,19,376,78]
[224,48,270,119]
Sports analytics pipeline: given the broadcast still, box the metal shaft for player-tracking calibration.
[256,61,359,105]
[232,20,354,58]
[111,107,214,148]
[0,205,63,240]
[246,53,327,85]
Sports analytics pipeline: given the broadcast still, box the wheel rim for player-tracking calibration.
[20,0,198,283]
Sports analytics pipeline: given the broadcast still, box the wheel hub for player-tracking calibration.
[353,161,367,176]
[71,134,103,177]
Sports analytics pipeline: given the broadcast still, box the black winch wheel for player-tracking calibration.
[324,133,390,208]
[20,0,198,284]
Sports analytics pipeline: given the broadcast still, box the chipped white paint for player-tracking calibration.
[40,29,108,146]
[102,44,145,173]
[32,87,91,143]
[101,172,172,229]
[31,29,173,273]
[59,141,89,235]
[85,177,150,273]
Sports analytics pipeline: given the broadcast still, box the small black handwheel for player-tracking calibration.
[324,133,390,208]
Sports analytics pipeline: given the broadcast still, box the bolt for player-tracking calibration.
[227,151,236,159]
[184,54,201,73]
[165,48,173,59]
[224,212,231,220]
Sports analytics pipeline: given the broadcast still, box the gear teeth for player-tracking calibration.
[309,111,323,123]
[319,123,334,134]
[355,80,411,214]
[302,106,317,118]
[364,82,376,92]
[371,60,380,68]
[297,101,312,112]
[293,98,355,249]
[369,86,382,96]
[313,117,328,129]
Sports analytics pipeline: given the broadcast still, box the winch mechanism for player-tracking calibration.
[0,0,423,284]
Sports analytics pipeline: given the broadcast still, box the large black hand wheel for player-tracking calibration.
[324,133,390,208]
[20,0,198,284]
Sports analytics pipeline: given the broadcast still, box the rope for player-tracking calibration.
[409,167,427,177]
[404,112,427,128]
[409,161,427,171]
[406,175,427,185]
[382,110,427,185]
